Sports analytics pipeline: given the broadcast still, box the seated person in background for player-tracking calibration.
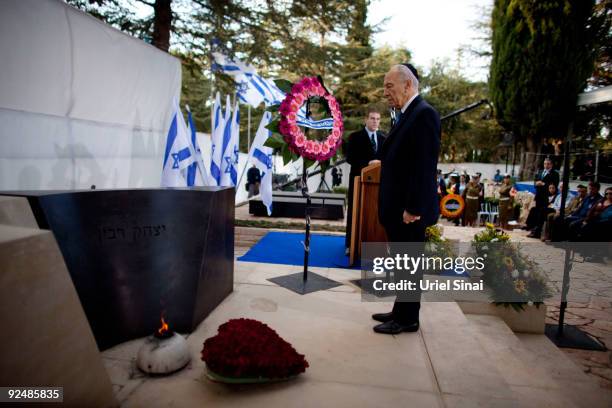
[565,181,602,234]
[528,184,559,238]
[571,187,612,242]
[547,184,587,241]
[541,182,575,241]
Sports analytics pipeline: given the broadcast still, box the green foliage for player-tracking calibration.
[489,0,600,149]
[335,46,412,133]
[473,223,511,243]
[422,62,503,162]
[274,79,294,94]
[423,225,457,274]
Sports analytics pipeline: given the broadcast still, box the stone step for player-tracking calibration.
[234,226,268,238]
[516,332,612,408]
[235,235,262,244]
[467,314,578,407]
[420,302,519,406]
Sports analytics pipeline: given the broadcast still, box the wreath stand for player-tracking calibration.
[268,85,342,295]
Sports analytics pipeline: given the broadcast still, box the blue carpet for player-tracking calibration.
[238,231,359,269]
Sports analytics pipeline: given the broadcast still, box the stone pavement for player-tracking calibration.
[101,243,612,407]
[440,222,612,390]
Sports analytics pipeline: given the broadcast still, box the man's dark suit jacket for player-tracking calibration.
[345,128,386,178]
[378,95,441,228]
[344,128,386,247]
[534,169,560,207]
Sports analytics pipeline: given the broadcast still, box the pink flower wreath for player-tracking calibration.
[277,76,343,162]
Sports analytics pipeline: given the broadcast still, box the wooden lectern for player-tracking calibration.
[349,162,387,265]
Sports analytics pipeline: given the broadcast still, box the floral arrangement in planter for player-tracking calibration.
[472,224,551,311]
[424,225,457,274]
[201,318,309,383]
[264,76,343,170]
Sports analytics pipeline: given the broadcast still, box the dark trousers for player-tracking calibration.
[345,174,358,248]
[383,220,426,325]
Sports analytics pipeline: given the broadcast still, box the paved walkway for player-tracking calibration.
[103,260,611,407]
[435,222,612,390]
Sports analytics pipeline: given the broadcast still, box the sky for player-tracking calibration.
[368,0,493,82]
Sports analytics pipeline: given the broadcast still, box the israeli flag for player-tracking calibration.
[161,100,196,187]
[212,52,333,130]
[210,92,225,186]
[247,111,274,215]
[220,99,239,186]
[185,105,214,186]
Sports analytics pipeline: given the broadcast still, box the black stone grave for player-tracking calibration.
[1,188,234,350]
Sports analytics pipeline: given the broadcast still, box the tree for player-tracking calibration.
[422,61,503,163]
[489,0,601,176]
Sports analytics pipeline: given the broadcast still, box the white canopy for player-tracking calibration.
[0,0,181,189]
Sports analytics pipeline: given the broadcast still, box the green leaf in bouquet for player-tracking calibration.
[263,133,284,149]
[282,145,293,166]
[265,104,280,113]
[265,119,281,134]
[303,158,316,170]
[274,79,294,94]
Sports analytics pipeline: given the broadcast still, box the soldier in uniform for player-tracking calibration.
[462,174,482,226]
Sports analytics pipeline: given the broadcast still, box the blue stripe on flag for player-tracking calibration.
[296,117,335,130]
[214,105,221,128]
[246,75,268,102]
[163,113,177,167]
[211,162,221,184]
[176,147,191,161]
[221,115,232,163]
[253,148,272,169]
[230,165,237,185]
[212,62,242,72]
[187,110,197,186]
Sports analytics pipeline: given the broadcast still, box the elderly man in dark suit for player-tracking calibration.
[343,108,387,252]
[372,63,441,335]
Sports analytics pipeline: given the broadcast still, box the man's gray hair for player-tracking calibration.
[392,64,419,90]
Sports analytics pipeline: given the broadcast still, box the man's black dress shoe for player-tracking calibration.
[526,231,541,238]
[371,312,394,323]
[373,320,419,334]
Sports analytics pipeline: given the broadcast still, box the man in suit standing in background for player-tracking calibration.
[344,108,387,254]
[527,157,559,238]
[372,63,441,334]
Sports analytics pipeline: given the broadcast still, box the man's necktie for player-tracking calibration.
[392,111,403,130]
[370,132,376,151]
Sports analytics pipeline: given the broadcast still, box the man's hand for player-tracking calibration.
[403,211,420,224]
[369,159,381,166]
[535,181,545,186]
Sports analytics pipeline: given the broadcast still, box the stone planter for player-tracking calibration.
[457,301,547,334]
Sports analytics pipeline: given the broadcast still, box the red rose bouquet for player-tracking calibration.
[201,318,309,382]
